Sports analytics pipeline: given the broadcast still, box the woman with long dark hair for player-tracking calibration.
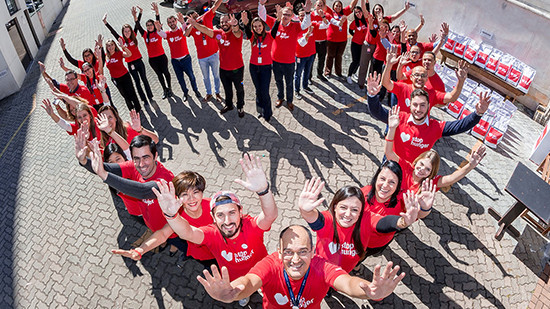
[346,3,368,84]
[59,36,105,75]
[324,0,357,78]
[103,10,154,105]
[105,38,142,112]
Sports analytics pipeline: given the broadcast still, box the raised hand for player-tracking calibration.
[96,113,112,133]
[359,262,405,300]
[476,91,491,115]
[130,109,142,132]
[428,33,438,43]
[385,45,399,66]
[96,34,104,48]
[234,154,268,193]
[81,120,91,141]
[88,138,108,180]
[440,22,449,38]
[400,190,420,226]
[197,265,245,303]
[41,99,55,117]
[59,38,66,50]
[38,61,46,74]
[399,51,411,65]
[74,128,88,164]
[154,20,162,31]
[228,13,238,26]
[298,178,325,213]
[94,45,102,59]
[102,13,108,24]
[151,2,159,14]
[388,105,400,129]
[59,57,66,70]
[177,12,185,24]
[118,37,125,47]
[275,5,282,20]
[366,72,382,96]
[417,179,436,212]
[419,14,425,26]
[112,248,141,260]
[131,6,138,19]
[404,1,410,10]
[399,20,407,33]
[455,60,469,81]
[152,179,181,216]
[469,144,487,166]
[304,0,312,12]
[240,10,249,25]
[97,75,107,91]
[137,5,143,13]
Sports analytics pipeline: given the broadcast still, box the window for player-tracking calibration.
[5,0,19,15]
[25,0,44,16]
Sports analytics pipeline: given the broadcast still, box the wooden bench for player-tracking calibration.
[440,50,524,103]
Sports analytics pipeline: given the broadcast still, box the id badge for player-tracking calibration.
[258,57,262,64]
[297,58,301,64]
[203,39,207,46]
[130,64,135,70]
[95,99,100,104]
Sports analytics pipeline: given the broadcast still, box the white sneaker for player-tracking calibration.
[295,91,303,100]
[238,297,250,307]
[346,76,353,84]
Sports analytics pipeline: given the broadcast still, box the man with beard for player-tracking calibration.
[156,14,202,101]
[153,154,277,306]
[188,13,246,117]
[366,73,490,163]
[196,225,405,308]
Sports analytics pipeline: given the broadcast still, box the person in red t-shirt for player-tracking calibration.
[325,0,357,77]
[185,0,224,102]
[134,3,173,100]
[42,100,102,142]
[421,51,446,92]
[105,38,142,112]
[104,10,154,104]
[383,45,468,113]
[39,62,97,107]
[189,13,246,117]
[346,1,369,84]
[241,12,275,122]
[197,225,406,308]
[59,36,105,76]
[298,178,420,273]
[404,21,448,56]
[309,0,332,81]
[98,106,159,149]
[396,45,422,82]
[269,1,312,111]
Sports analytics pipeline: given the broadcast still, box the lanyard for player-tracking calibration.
[258,37,263,56]
[283,267,310,309]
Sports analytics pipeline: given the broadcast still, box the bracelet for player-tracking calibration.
[164,212,178,220]
[420,206,433,212]
[385,138,394,142]
[107,129,113,135]
[475,110,484,117]
[256,182,270,196]
[137,127,143,133]
[371,298,384,301]
[130,249,142,260]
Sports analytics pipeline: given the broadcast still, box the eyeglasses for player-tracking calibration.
[65,77,77,82]
[282,249,310,258]
[410,51,420,54]
[282,13,293,17]
[411,73,427,78]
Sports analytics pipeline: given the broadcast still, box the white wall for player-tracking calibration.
[359,0,550,110]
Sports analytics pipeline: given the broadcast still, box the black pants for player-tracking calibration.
[348,42,362,77]
[128,58,153,102]
[373,58,387,100]
[312,40,327,77]
[219,66,245,109]
[112,72,141,112]
[149,54,171,92]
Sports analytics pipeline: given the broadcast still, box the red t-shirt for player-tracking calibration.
[360,186,404,248]
[406,42,434,56]
[78,74,105,105]
[121,37,142,63]
[58,83,96,106]
[249,253,347,309]
[212,29,244,71]
[272,21,303,64]
[199,215,268,280]
[119,161,177,236]
[311,11,331,41]
[400,160,442,193]
[296,29,316,58]
[142,31,165,58]
[402,61,422,77]
[107,123,140,145]
[425,73,446,92]
[106,51,128,79]
[250,33,274,65]
[394,111,445,164]
[165,28,190,59]
[190,9,219,59]
[390,82,445,114]
[68,121,101,141]
[314,211,379,273]
[367,29,388,61]
[327,6,352,42]
[180,199,215,261]
[349,20,368,45]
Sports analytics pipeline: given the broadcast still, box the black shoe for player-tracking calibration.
[303,87,314,95]
[169,248,178,257]
[162,89,168,100]
[183,93,189,102]
[238,109,245,118]
[176,252,190,269]
[257,113,263,119]
[167,88,173,98]
[220,105,234,114]
[194,91,202,100]
[317,74,327,82]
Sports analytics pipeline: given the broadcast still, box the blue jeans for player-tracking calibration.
[171,55,199,95]
[294,55,315,92]
[249,63,272,121]
[198,52,221,95]
[273,61,295,103]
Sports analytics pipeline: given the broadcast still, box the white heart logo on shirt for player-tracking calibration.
[405,98,411,107]
[196,31,201,35]
[241,244,248,249]
[328,242,338,255]
[274,293,289,305]
[221,250,233,262]
[170,37,174,42]
[220,39,225,44]
[400,132,411,143]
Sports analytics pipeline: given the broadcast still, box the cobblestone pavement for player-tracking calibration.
[0,0,548,308]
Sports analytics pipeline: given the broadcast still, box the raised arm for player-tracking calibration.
[133,7,145,35]
[197,265,262,303]
[388,1,410,21]
[93,45,104,76]
[112,224,174,260]
[129,109,159,143]
[384,106,401,162]
[103,13,122,40]
[234,154,277,230]
[97,113,130,151]
[443,60,467,103]
[432,22,448,57]
[395,51,410,81]
[229,14,242,37]
[442,92,490,136]
[59,38,80,68]
[438,145,486,188]
[188,16,214,38]
[300,0,313,30]
[39,62,57,92]
[414,14,424,33]
[297,178,325,223]
[210,0,224,12]
[381,45,399,91]
[333,262,405,300]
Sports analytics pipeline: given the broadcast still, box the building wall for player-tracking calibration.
[0,0,64,100]
[346,0,550,110]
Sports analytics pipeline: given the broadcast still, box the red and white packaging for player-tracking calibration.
[471,113,494,140]
[530,121,550,165]
[495,54,515,80]
[506,59,525,87]
[485,49,503,73]
[453,36,470,58]
[484,126,505,148]
[459,95,477,120]
[446,96,465,118]
[464,40,479,63]
[518,65,536,93]
[471,84,492,98]
[443,31,458,53]
[474,43,493,68]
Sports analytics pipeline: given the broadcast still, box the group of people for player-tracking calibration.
[38,0,496,307]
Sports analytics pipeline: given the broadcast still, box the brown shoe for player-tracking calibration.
[215,93,223,102]
[204,94,213,102]
[287,102,294,111]
[276,99,284,108]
